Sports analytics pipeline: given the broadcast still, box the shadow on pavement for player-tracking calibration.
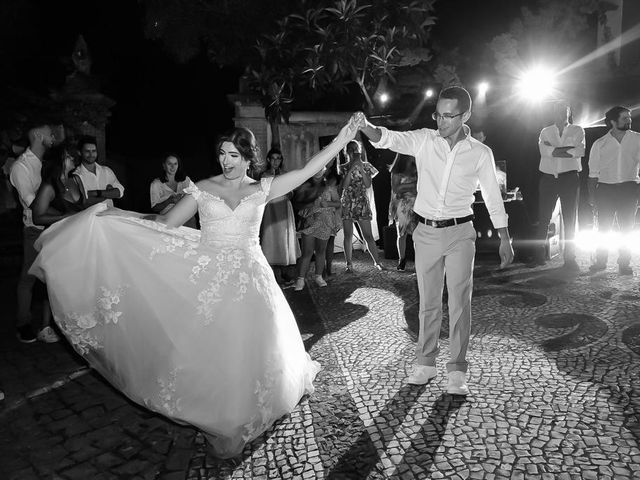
[326,388,465,479]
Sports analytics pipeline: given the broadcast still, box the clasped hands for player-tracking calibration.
[339,112,369,140]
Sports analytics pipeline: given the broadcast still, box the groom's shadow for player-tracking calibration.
[326,387,466,479]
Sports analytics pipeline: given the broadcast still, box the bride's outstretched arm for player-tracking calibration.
[146,195,198,228]
[268,114,360,200]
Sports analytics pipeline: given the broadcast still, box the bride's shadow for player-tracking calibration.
[284,275,371,352]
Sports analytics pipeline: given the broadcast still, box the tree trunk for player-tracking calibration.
[269,117,281,150]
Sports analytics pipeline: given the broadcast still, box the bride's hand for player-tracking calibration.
[96,207,122,217]
[96,208,143,219]
[335,113,361,143]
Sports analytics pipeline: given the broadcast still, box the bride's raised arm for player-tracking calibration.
[268,113,361,200]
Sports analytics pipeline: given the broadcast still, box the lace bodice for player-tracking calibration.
[184,177,272,249]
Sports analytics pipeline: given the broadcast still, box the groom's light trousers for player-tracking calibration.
[412,221,476,373]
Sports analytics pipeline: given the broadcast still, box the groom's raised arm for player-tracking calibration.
[356,112,427,156]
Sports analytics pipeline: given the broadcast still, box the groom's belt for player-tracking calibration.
[416,214,474,228]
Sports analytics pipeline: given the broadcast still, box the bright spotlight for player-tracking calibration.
[424,89,434,99]
[516,67,557,103]
[380,93,390,104]
[478,82,489,96]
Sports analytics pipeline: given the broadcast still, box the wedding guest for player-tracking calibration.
[588,106,640,275]
[339,139,383,271]
[389,153,418,271]
[32,144,84,226]
[73,135,124,207]
[294,168,342,291]
[259,148,300,283]
[9,122,59,343]
[323,163,343,277]
[150,154,196,228]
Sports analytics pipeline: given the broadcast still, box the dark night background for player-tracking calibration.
[1,0,638,221]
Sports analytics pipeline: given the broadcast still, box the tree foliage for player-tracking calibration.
[246,0,438,120]
[489,0,615,77]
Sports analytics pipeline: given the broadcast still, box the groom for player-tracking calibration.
[355,86,513,395]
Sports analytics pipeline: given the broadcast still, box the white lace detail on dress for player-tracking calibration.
[196,248,253,325]
[190,255,212,283]
[97,286,125,324]
[157,368,182,415]
[150,234,199,260]
[56,285,127,355]
[242,360,276,442]
[57,312,101,355]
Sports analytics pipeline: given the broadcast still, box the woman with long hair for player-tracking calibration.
[339,139,383,271]
[149,154,196,227]
[32,144,84,227]
[259,148,300,284]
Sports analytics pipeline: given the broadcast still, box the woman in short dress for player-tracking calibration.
[340,139,383,271]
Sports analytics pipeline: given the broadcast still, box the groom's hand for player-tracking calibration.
[355,112,382,143]
[498,238,514,269]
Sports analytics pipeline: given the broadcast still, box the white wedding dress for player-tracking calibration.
[30,177,320,458]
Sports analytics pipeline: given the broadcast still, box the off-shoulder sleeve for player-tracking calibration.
[260,176,274,196]
[183,180,203,201]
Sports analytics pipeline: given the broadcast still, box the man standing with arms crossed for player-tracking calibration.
[73,135,124,207]
[534,101,585,270]
[356,86,513,395]
[588,106,640,275]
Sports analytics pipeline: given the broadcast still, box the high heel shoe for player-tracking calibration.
[345,263,354,273]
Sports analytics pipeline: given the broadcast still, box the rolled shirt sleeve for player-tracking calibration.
[370,126,428,156]
[588,139,601,178]
[477,149,509,229]
[105,167,125,197]
[538,129,555,157]
[569,126,586,158]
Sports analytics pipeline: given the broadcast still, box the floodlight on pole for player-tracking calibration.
[516,66,557,103]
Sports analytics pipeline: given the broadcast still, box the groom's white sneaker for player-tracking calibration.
[447,371,470,395]
[406,365,437,385]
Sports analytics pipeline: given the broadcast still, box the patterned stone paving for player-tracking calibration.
[1,248,640,479]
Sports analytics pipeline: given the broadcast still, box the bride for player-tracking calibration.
[30,115,360,458]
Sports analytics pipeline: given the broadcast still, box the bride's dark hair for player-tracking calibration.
[216,127,264,173]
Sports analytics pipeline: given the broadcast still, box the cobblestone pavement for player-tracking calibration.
[1,242,640,479]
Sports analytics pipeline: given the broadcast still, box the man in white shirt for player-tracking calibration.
[9,122,60,343]
[588,106,640,275]
[73,135,124,207]
[357,86,513,395]
[534,101,585,270]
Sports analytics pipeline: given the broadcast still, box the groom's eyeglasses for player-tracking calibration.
[432,112,465,121]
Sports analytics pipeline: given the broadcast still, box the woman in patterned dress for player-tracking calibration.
[339,139,383,271]
[293,167,342,290]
